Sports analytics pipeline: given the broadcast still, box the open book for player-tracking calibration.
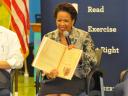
[32,36,82,80]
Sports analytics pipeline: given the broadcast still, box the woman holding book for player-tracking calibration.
[39,2,97,96]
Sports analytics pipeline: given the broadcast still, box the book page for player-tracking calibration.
[58,48,82,80]
[32,36,66,73]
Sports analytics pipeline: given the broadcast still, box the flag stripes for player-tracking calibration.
[2,0,30,58]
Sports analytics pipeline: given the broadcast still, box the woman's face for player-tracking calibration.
[56,11,74,34]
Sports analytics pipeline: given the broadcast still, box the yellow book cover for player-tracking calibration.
[32,36,82,80]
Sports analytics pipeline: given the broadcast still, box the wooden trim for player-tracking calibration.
[31,23,41,32]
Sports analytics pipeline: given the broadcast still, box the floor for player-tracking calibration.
[13,75,36,96]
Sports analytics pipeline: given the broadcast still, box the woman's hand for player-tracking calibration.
[68,44,76,50]
[46,69,58,79]
[42,71,46,77]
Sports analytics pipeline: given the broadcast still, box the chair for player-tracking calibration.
[113,69,128,96]
[10,69,18,96]
[10,60,29,96]
[119,69,128,82]
[35,70,42,95]
[86,48,104,96]
[35,48,104,96]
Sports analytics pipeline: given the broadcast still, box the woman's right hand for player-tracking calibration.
[45,69,58,79]
[68,44,76,50]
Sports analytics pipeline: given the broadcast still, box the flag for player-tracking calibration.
[2,0,30,58]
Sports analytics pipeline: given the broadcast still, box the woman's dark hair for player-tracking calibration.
[54,2,77,24]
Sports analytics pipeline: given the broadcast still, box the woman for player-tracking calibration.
[39,2,97,96]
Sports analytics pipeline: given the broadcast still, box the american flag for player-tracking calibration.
[2,0,30,58]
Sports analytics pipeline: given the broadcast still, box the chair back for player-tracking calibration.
[120,70,128,82]
[10,69,18,94]
[86,48,104,96]
[95,48,103,67]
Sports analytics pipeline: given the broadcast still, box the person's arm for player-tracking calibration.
[0,51,23,69]
[0,33,24,69]
[6,48,24,69]
[82,32,97,75]
[0,61,11,69]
